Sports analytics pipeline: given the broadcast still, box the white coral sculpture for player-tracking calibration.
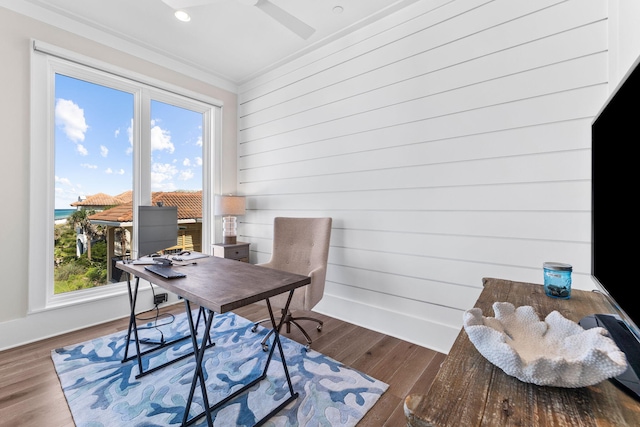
[463,302,628,388]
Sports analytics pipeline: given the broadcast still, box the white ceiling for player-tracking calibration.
[11,0,420,86]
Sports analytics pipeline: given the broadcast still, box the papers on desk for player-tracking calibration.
[169,251,209,262]
[131,251,209,265]
[131,256,158,265]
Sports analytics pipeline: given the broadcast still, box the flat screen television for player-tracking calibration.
[137,205,178,258]
[586,51,640,400]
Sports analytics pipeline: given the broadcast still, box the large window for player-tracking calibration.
[30,41,221,311]
[53,74,135,293]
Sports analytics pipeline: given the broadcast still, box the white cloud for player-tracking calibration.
[76,144,88,156]
[152,162,177,175]
[105,168,113,174]
[151,162,178,189]
[179,169,194,181]
[154,181,177,191]
[183,158,191,166]
[80,163,98,169]
[100,145,109,157]
[196,136,202,147]
[55,176,72,186]
[151,125,174,153]
[116,168,125,175]
[126,119,133,154]
[55,98,88,143]
[54,179,82,209]
[114,128,120,138]
[195,157,202,166]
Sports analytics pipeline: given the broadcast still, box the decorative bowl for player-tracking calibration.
[463,302,628,388]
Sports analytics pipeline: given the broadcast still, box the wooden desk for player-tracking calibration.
[117,256,310,427]
[404,277,640,427]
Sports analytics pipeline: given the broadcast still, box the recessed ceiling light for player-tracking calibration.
[174,10,191,22]
[332,6,344,14]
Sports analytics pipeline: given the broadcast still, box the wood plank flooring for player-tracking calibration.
[0,302,446,426]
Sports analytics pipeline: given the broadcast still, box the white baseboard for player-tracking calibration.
[0,288,181,352]
[313,293,460,355]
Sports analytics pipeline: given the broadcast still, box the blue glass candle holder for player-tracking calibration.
[543,262,572,299]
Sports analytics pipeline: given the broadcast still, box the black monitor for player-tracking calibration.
[585,51,640,400]
[138,205,178,258]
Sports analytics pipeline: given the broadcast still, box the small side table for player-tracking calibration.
[212,242,250,262]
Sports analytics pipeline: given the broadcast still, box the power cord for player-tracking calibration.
[131,284,176,345]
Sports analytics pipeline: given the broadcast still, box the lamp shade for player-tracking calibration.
[214,195,246,216]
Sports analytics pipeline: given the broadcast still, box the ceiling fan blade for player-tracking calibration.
[254,0,315,40]
[160,0,220,10]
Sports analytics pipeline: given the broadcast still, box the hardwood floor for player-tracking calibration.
[0,302,446,426]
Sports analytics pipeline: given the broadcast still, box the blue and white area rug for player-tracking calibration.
[51,309,388,426]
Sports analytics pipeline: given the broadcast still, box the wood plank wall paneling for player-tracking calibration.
[236,0,608,354]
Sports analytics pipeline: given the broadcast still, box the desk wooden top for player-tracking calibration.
[405,277,640,427]
[116,256,310,313]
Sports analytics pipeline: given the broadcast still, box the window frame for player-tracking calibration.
[29,40,222,313]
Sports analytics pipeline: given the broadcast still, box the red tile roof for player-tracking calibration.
[88,204,134,223]
[87,191,202,223]
[153,192,202,219]
[114,190,133,204]
[71,192,125,207]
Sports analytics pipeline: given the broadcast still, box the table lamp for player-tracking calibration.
[214,195,246,244]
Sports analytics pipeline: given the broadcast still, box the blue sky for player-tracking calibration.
[54,74,203,209]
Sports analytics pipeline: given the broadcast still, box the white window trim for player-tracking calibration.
[29,40,222,313]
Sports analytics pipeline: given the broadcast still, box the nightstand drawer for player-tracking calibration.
[212,242,250,262]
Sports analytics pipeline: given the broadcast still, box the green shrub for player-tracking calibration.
[91,240,107,263]
[55,262,86,281]
[55,276,90,293]
[53,220,110,293]
[86,266,107,283]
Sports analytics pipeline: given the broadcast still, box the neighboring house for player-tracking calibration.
[87,191,203,282]
[70,191,131,211]
[69,192,132,257]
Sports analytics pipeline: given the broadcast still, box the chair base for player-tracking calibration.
[251,309,323,351]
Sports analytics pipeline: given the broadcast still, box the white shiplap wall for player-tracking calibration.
[237,0,608,353]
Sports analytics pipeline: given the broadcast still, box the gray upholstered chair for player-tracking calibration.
[252,217,332,351]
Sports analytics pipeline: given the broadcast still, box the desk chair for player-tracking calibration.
[252,217,332,351]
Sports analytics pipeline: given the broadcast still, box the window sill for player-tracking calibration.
[29,279,156,314]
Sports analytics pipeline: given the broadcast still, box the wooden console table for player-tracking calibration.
[404,277,640,426]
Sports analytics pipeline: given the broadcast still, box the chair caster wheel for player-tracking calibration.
[251,325,258,333]
[262,344,269,352]
[317,325,323,331]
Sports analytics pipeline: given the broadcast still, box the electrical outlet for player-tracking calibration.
[154,293,168,305]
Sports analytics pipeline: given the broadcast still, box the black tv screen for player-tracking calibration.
[590,52,640,398]
[592,53,640,337]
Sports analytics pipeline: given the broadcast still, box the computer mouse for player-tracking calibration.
[178,251,191,256]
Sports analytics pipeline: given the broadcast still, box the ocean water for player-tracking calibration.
[55,209,76,220]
